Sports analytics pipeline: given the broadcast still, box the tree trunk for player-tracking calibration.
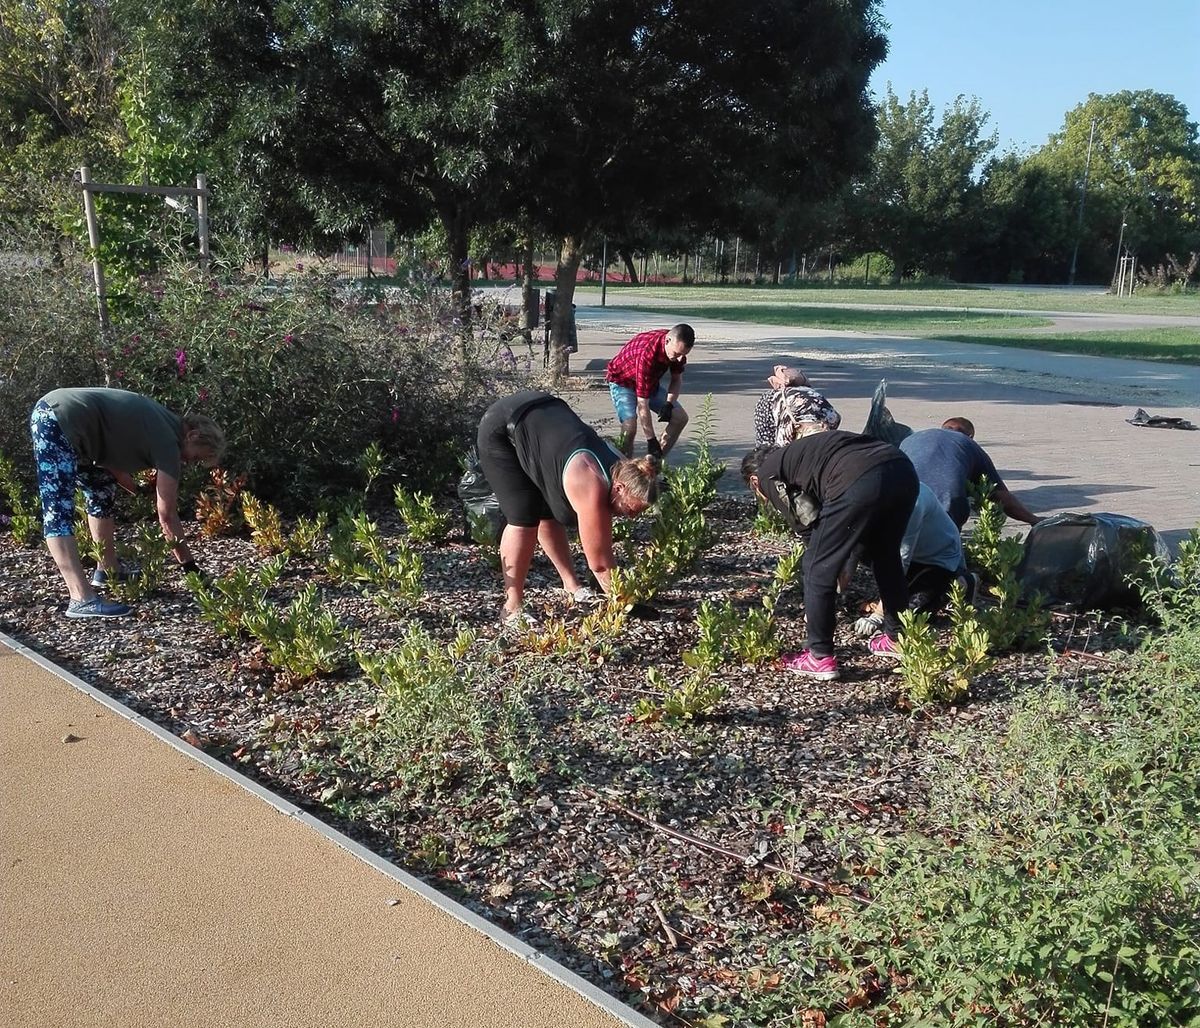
[442,208,473,355]
[619,248,638,284]
[550,235,584,385]
[521,236,537,338]
[681,252,690,284]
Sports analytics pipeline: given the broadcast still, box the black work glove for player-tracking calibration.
[646,437,663,459]
[180,559,211,587]
[628,601,661,620]
[656,401,674,424]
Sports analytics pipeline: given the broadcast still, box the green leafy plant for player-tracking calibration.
[1138,522,1200,630]
[632,667,727,725]
[241,492,286,554]
[777,660,1200,1028]
[0,453,41,547]
[896,581,993,706]
[241,584,349,680]
[327,513,423,607]
[394,484,452,543]
[751,499,792,538]
[187,556,287,639]
[286,511,329,559]
[111,522,173,602]
[683,544,804,669]
[359,441,385,502]
[621,395,725,602]
[356,624,541,789]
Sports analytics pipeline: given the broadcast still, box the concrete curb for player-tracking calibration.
[0,630,661,1028]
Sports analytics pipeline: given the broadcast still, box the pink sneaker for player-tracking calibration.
[867,632,902,659]
[781,650,840,680]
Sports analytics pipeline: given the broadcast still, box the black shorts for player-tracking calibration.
[477,393,554,527]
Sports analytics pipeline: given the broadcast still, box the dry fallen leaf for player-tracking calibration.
[180,729,204,748]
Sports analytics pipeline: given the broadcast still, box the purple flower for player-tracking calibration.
[391,406,400,425]
[175,349,187,376]
[283,333,295,345]
[198,387,209,403]
[295,261,304,272]
[130,333,141,344]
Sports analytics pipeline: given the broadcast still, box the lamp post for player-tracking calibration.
[1067,116,1098,286]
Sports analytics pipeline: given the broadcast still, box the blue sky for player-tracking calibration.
[869,0,1200,154]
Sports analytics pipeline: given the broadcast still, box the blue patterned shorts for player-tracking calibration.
[29,401,118,537]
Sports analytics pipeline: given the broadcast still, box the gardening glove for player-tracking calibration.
[646,437,663,459]
[656,401,674,424]
[180,559,211,587]
[853,613,884,638]
[627,601,661,621]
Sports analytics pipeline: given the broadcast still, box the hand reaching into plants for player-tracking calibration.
[657,402,674,424]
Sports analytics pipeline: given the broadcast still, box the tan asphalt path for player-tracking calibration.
[0,641,644,1028]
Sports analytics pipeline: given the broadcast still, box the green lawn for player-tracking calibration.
[933,327,1200,363]
[605,302,1050,333]
[587,281,1200,316]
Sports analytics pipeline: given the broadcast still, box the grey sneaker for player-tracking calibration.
[66,597,131,619]
[91,562,141,588]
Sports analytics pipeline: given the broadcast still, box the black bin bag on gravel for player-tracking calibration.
[1016,512,1168,610]
[456,448,506,544]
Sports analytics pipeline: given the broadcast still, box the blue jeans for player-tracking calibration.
[608,379,668,423]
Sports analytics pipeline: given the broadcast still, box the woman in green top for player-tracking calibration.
[30,388,225,619]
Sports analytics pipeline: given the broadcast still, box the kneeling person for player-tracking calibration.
[478,390,660,624]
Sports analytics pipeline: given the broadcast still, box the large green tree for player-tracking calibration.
[526,0,885,352]
[1029,90,1200,283]
[848,88,996,279]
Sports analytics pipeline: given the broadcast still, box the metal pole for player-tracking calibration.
[600,237,608,306]
[79,167,110,343]
[1068,116,1098,285]
[1111,216,1127,293]
[196,173,210,271]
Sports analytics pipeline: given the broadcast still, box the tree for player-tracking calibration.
[521,0,886,367]
[847,88,996,279]
[1030,91,1200,283]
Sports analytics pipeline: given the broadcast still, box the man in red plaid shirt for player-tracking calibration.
[605,323,695,459]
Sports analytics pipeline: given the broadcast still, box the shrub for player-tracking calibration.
[0,255,517,508]
[895,581,993,706]
[241,584,349,681]
[0,453,41,546]
[631,667,727,725]
[394,484,452,543]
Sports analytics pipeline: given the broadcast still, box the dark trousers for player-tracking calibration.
[907,562,956,615]
[803,459,918,656]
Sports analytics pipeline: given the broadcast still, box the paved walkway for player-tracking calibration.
[555,304,1200,549]
[0,637,651,1028]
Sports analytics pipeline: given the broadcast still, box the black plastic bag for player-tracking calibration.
[1016,512,1168,609]
[456,449,506,544]
[862,379,912,446]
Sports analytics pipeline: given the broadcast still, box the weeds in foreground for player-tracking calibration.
[355,625,543,792]
[718,620,1200,1028]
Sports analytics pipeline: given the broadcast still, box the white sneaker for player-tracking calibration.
[566,586,600,604]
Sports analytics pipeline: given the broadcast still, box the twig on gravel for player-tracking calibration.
[1059,649,1119,667]
[587,788,871,906]
[651,899,679,949]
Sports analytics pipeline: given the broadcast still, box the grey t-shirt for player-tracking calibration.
[43,388,183,478]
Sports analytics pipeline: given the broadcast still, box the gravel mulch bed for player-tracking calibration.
[0,494,1109,1024]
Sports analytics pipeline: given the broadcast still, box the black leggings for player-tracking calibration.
[803,459,919,656]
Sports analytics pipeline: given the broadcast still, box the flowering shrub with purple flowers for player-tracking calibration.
[1,255,532,513]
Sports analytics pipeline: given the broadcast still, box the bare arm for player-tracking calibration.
[636,396,657,447]
[994,486,1042,526]
[665,371,683,404]
[564,457,618,594]
[154,471,197,565]
[107,468,139,495]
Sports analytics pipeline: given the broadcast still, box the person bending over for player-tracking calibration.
[742,424,918,682]
[900,417,1042,529]
[31,387,225,619]
[605,324,694,459]
[477,390,660,626]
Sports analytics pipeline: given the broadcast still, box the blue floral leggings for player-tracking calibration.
[30,401,118,538]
